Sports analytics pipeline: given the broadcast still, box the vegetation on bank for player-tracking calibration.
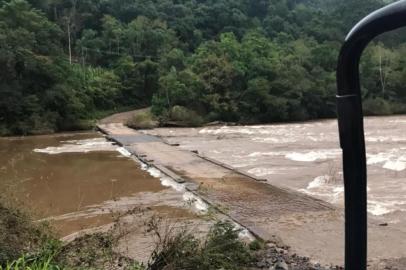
[147,220,252,270]
[0,199,262,270]
[0,200,55,266]
[0,232,142,270]
[1,0,405,135]
[126,110,158,129]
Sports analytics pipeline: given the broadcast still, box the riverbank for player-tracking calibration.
[0,132,212,264]
[2,196,348,270]
[2,111,406,268]
[1,129,326,269]
[0,125,346,269]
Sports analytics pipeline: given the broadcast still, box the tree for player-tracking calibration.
[2,0,406,134]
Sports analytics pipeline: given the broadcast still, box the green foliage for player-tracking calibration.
[169,105,204,127]
[55,233,115,269]
[1,201,254,270]
[1,255,61,270]
[2,0,406,135]
[1,233,144,270]
[0,1,124,135]
[249,239,266,251]
[363,97,393,115]
[0,201,54,266]
[0,239,63,270]
[148,221,252,270]
[0,0,62,135]
[126,111,158,129]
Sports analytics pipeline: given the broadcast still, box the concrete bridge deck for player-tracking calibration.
[97,123,347,265]
[95,112,406,268]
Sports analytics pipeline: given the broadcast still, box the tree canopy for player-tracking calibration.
[0,0,404,135]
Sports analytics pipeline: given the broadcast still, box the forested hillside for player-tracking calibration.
[1,0,405,135]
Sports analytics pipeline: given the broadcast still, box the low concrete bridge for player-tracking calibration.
[97,123,348,265]
[97,122,406,267]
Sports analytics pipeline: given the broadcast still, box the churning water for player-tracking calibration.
[145,115,406,220]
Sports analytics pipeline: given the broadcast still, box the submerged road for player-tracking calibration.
[97,122,406,267]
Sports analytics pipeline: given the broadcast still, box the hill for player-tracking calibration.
[1,0,405,135]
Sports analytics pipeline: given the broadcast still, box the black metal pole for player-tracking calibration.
[337,1,406,269]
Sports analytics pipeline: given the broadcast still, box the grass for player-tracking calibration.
[0,241,61,270]
[147,219,252,270]
[1,256,61,270]
[0,199,138,270]
[1,233,142,270]
[0,200,54,266]
[0,199,61,270]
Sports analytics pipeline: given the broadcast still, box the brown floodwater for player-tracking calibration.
[0,132,191,237]
[143,115,406,263]
[144,116,406,221]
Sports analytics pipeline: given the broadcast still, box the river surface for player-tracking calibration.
[144,115,406,228]
[2,116,406,265]
[0,132,201,239]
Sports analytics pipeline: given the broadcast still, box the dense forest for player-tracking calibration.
[1,0,405,135]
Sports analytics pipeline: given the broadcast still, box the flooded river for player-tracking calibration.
[2,115,406,265]
[145,115,406,247]
[0,132,201,239]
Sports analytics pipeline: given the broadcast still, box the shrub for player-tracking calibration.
[389,102,406,114]
[249,239,266,251]
[0,200,140,270]
[148,221,252,270]
[363,97,393,115]
[0,255,61,270]
[169,106,204,127]
[126,111,158,129]
[0,202,53,266]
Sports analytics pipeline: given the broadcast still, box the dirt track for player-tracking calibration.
[98,108,149,125]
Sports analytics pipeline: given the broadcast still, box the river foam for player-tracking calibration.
[34,136,209,213]
[140,162,209,214]
[34,138,117,154]
[285,150,341,162]
[117,147,132,157]
[301,175,406,216]
[247,167,276,177]
[368,199,406,216]
[367,150,406,171]
[299,175,344,204]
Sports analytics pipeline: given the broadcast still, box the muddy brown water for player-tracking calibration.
[0,132,195,238]
[143,115,406,263]
[3,115,406,265]
[144,116,406,220]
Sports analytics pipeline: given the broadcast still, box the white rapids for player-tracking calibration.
[144,116,406,220]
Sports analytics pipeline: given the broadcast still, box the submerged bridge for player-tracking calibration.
[96,122,394,266]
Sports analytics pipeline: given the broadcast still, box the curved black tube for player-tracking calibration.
[337,1,406,270]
